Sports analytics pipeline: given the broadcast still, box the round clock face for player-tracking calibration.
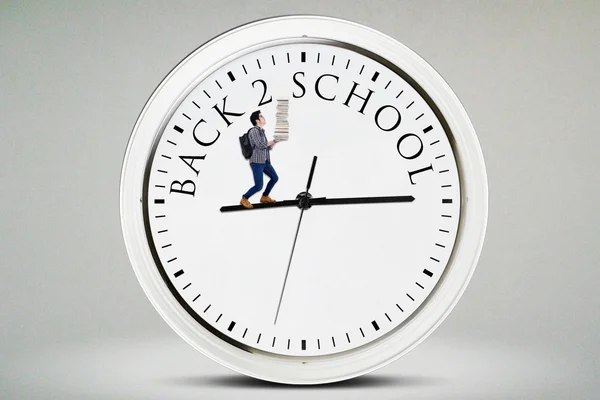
[121,16,487,383]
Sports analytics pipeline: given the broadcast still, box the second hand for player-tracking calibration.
[273,156,318,325]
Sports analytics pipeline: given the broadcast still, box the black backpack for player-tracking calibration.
[239,129,253,159]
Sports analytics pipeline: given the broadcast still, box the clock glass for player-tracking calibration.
[143,39,461,357]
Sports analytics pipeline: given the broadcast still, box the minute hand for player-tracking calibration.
[310,195,414,206]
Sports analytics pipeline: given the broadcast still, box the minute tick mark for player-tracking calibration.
[359,64,365,74]
[215,80,222,89]
[385,80,391,89]
[406,101,414,109]
[192,101,201,109]
[203,90,211,99]
[193,294,201,302]
[396,90,404,98]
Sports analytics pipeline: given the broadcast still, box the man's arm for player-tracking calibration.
[249,127,269,150]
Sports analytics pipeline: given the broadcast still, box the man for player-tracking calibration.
[240,110,280,209]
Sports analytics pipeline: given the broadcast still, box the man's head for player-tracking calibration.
[250,110,265,127]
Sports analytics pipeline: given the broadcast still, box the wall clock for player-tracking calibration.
[120,15,488,384]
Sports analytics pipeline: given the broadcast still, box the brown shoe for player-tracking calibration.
[240,197,253,209]
[260,195,276,203]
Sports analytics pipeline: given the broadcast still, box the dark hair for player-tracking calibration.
[250,110,261,126]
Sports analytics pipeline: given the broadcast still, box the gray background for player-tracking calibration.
[1,1,599,399]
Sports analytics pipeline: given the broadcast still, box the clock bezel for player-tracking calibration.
[120,15,488,384]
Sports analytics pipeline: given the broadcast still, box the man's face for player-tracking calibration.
[259,114,266,125]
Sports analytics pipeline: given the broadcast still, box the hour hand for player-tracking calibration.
[220,199,298,212]
[309,195,414,206]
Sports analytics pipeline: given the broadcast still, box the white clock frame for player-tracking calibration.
[120,15,488,384]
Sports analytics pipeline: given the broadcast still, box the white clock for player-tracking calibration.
[120,15,488,384]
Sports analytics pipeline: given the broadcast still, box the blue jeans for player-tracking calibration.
[243,162,279,199]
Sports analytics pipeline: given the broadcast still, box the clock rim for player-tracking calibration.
[120,15,488,384]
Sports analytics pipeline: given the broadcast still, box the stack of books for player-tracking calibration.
[273,98,289,141]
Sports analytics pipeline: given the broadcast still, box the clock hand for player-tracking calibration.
[305,155,317,192]
[274,209,304,325]
[274,156,318,325]
[310,195,415,206]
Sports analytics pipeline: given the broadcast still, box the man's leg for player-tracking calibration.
[242,163,265,201]
[262,163,279,197]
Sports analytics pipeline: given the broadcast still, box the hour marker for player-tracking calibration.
[161,154,171,159]
[301,340,306,350]
[423,125,433,133]
[331,55,336,65]
[301,52,306,62]
[346,333,351,343]
[168,257,177,263]
[385,313,392,322]
[183,113,191,120]
[167,140,176,146]
[193,294,201,302]
[435,243,446,248]
[272,337,276,347]
[407,294,415,301]
[439,169,449,174]
[203,90,211,98]
[242,328,247,338]
[174,269,184,278]
[371,71,379,82]
[430,140,440,146]
[385,80,391,89]
[317,339,321,349]
[360,328,365,337]
[435,154,446,159]
[317,53,320,63]
[256,59,261,69]
[183,283,191,290]
[396,90,404,98]
[204,304,211,313]
[416,113,424,120]
[346,59,350,69]
[372,321,380,331]
[396,303,404,312]
[242,64,248,74]
[359,64,365,74]
[155,215,165,219]
[227,71,235,82]
[154,199,165,204]
[157,229,168,234]
[332,336,336,347]
[271,55,276,65]
[161,244,172,249]
[216,314,222,323]
[228,321,236,332]
[416,282,425,289]
[157,169,168,174]
[215,80,222,89]
[443,199,453,204]
[406,101,414,109]
[192,101,201,109]
[257,333,261,344]
[173,125,183,133]
[423,269,434,277]
[431,257,440,262]
[440,229,450,233]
